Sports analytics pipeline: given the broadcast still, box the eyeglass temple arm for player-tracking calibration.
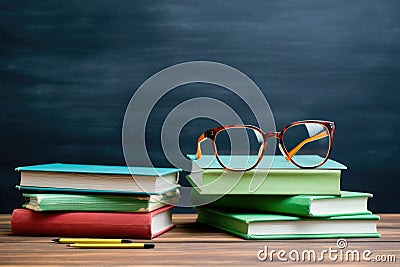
[196,133,206,159]
[286,131,329,159]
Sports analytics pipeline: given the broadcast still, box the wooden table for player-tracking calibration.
[0,214,399,266]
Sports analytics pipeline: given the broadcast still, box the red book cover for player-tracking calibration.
[11,205,174,239]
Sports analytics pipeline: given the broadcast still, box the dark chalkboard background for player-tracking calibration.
[1,0,399,213]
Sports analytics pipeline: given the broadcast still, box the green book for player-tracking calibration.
[196,208,380,240]
[192,191,372,217]
[187,155,346,195]
[23,189,180,212]
[16,163,181,194]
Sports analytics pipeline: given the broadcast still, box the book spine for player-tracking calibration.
[197,193,312,217]
[271,197,311,216]
[11,209,153,239]
[23,195,155,212]
[200,170,341,195]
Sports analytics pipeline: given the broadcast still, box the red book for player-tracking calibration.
[11,206,174,239]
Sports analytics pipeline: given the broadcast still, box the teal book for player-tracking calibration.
[192,191,372,217]
[196,208,380,240]
[187,155,345,195]
[23,189,180,212]
[16,163,181,194]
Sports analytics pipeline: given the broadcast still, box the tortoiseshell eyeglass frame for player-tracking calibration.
[196,120,335,171]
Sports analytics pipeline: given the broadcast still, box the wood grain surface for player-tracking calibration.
[0,214,398,266]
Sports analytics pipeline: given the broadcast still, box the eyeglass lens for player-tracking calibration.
[282,122,330,167]
[214,127,264,170]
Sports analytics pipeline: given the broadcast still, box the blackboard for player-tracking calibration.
[1,0,399,212]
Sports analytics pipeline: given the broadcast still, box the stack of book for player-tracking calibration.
[11,163,181,239]
[187,155,380,239]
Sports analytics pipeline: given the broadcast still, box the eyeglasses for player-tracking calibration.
[196,120,335,171]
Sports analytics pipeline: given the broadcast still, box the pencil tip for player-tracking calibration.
[121,239,132,243]
[144,244,155,249]
[52,238,60,243]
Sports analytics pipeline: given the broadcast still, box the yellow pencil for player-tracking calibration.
[52,238,134,244]
[67,243,155,249]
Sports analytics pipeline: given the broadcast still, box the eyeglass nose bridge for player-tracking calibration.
[263,132,280,139]
[262,131,289,160]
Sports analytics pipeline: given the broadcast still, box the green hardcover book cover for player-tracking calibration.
[186,169,341,195]
[187,155,345,195]
[192,191,372,217]
[23,189,180,212]
[196,208,380,240]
